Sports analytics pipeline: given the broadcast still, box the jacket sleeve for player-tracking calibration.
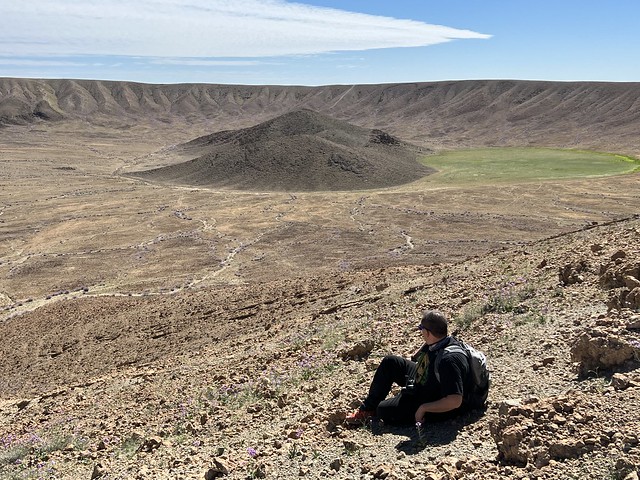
[437,352,468,397]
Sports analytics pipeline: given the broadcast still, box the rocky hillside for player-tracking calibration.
[1,78,639,154]
[1,216,638,479]
[1,76,639,479]
[128,109,432,191]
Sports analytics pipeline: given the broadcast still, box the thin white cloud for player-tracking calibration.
[0,0,491,58]
[0,58,87,67]
[149,58,273,66]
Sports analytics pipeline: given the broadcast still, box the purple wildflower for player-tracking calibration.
[27,433,43,445]
[1,433,17,447]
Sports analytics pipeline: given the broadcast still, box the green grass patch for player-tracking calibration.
[418,148,639,186]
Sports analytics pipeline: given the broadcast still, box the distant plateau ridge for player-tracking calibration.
[1,78,639,155]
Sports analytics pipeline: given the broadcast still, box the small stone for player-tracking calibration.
[329,458,343,471]
[424,470,445,480]
[204,457,232,479]
[343,440,358,452]
[534,452,550,468]
[339,339,375,360]
[326,411,346,430]
[137,465,150,478]
[549,439,585,459]
[372,464,393,479]
[624,275,640,289]
[91,463,107,479]
[611,250,627,261]
[138,436,162,453]
[553,415,567,425]
[497,399,523,416]
[459,296,472,306]
[573,413,586,423]
[253,463,267,479]
[611,373,631,390]
[79,450,98,460]
[365,359,379,371]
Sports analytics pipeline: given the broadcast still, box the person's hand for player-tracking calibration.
[415,403,428,423]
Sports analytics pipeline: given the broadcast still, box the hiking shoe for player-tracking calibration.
[345,408,374,425]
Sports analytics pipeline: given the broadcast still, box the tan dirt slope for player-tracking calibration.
[0,216,639,479]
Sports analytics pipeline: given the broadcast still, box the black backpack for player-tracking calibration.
[434,338,490,410]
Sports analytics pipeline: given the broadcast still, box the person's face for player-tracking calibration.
[418,324,431,343]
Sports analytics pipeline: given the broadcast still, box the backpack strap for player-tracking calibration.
[433,343,468,383]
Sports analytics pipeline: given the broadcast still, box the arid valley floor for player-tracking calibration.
[1,79,639,479]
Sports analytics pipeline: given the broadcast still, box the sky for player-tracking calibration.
[0,0,639,86]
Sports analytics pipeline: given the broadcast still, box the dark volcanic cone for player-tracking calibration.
[128,109,433,191]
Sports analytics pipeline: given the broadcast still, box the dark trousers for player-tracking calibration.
[361,355,456,425]
[361,355,423,425]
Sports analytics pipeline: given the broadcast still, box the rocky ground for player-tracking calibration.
[2,77,639,480]
[1,215,638,479]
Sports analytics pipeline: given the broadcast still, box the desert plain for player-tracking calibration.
[0,79,639,479]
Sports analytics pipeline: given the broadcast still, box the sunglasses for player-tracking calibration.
[417,324,429,332]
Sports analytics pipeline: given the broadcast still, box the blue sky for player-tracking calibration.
[1,0,638,85]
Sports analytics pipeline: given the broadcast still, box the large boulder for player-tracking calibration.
[570,328,639,376]
[490,396,596,467]
[339,339,375,360]
[559,259,589,285]
[599,256,640,311]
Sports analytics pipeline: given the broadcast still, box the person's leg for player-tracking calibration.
[361,355,416,411]
[376,392,422,425]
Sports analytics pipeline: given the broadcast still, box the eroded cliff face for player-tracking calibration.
[2,78,639,154]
